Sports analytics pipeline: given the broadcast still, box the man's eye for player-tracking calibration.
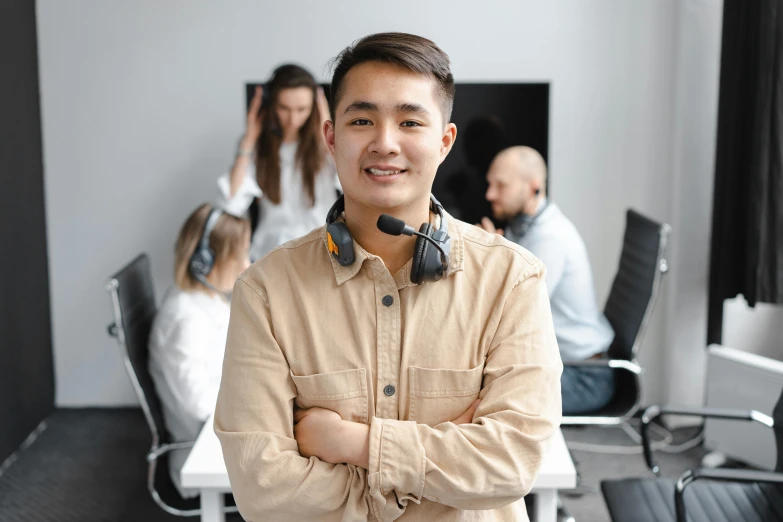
[351,119,372,126]
[401,121,422,127]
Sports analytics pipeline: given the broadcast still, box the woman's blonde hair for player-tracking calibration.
[174,204,250,291]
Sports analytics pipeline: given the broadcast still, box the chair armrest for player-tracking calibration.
[147,440,196,462]
[563,359,642,375]
[640,405,773,474]
[675,468,783,522]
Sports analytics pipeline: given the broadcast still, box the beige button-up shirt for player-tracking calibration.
[215,213,563,522]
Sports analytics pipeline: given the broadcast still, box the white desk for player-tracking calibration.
[182,419,576,522]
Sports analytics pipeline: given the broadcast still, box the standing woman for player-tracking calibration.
[218,64,340,261]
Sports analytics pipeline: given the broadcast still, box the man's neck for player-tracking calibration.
[522,195,546,217]
[343,195,431,275]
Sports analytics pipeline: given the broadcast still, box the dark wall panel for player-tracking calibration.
[0,0,55,464]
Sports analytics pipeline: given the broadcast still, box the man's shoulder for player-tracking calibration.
[534,204,587,251]
[453,218,544,281]
[240,227,329,289]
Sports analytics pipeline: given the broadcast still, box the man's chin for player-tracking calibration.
[348,192,407,213]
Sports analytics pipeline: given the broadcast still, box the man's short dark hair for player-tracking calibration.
[329,32,455,124]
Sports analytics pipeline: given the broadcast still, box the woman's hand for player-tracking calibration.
[243,85,264,148]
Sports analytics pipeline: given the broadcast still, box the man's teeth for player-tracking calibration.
[368,168,401,176]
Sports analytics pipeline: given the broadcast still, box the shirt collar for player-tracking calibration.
[324,210,465,287]
[508,198,550,239]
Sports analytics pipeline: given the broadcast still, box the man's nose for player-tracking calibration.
[368,123,401,156]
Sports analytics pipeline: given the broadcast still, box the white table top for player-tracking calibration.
[182,417,576,491]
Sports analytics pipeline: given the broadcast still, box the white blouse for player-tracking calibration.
[148,287,230,497]
[217,142,341,261]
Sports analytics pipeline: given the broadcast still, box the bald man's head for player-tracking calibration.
[485,146,547,220]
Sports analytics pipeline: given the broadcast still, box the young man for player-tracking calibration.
[480,146,615,415]
[215,34,562,522]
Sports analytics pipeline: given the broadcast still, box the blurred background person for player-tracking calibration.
[479,146,615,415]
[218,64,340,261]
[148,203,250,497]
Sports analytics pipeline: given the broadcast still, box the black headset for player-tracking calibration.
[325,194,451,285]
[189,207,224,280]
[510,189,548,240]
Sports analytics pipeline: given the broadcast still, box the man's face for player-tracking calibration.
[325,62,456,213]
[485,155,530,220]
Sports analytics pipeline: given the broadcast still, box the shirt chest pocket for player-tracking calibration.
[408,365,484,426]
[291,368,369,425]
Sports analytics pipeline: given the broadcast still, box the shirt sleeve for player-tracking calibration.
[216,163,262,217]
[366,263,563,518]
[214,276,370,522]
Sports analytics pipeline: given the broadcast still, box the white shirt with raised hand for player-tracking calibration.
[217,142,341,261]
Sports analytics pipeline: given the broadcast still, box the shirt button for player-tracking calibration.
[383,384,396,396]
[382,295,394,307]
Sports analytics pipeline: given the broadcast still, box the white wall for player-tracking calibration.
[724,297,783,361]
[37,0,683,406]
[661,0,724,410]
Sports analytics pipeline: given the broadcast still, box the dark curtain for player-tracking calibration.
[0,0,55,464]
[708,0,783,344]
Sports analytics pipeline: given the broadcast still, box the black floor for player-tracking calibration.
[0,409,242,522]
[0,409,709,522]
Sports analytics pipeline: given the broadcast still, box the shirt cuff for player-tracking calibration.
[368,417,426,507]
[216,172,262,217]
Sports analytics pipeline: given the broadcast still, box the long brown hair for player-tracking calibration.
[256,64,326,206]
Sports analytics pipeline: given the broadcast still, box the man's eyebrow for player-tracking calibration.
[344,101,378,114]
[343,101,432,118]
[395,102,431,117]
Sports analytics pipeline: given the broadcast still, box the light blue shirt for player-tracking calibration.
[505,201,614,361]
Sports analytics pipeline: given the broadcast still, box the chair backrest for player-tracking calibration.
[774,387,783,472]
[604,210,671,361]
[106,253,169,445]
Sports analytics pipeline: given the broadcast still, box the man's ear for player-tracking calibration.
[531,178,543,197]
[439,122,458,164]
[324,120,336,157]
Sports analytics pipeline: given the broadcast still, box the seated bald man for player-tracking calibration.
[478,146,615,415]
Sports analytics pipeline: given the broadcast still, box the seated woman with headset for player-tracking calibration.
[148,203,250,498]
[217,64,340,261]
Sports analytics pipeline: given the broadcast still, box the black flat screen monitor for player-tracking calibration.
[244,82,550,226]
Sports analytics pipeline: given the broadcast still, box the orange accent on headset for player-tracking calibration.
[327,232,339,256]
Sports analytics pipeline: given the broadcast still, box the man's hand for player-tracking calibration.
[453,399,481,425]
[294,407,369,468]
[476,217,504,236]
[293,399,480,469]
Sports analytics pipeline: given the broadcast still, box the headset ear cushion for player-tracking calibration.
[412,223,432,285]
[326,221,355,266]
[190,249,214,278]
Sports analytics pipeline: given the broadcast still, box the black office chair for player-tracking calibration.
[601,387,783,521]
[105,253,238,517]
[562,209,671,425]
